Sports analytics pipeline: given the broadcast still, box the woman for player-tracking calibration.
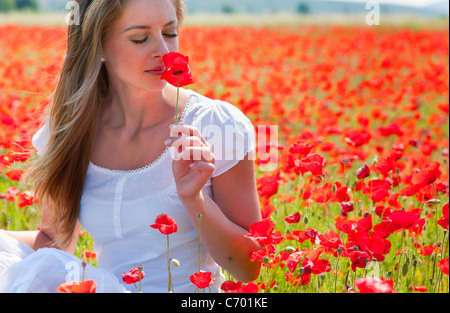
[0,0,262,293]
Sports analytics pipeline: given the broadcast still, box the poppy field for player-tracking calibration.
[0,20,449,293]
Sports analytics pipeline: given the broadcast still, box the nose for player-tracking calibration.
[152,34,170,58]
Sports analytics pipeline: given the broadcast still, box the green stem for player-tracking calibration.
[334,254,341,293]
[176,74,180,123]
[167,235,172,292]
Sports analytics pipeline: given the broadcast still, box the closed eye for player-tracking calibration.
[164,33,178,38]
[132,37,149,44]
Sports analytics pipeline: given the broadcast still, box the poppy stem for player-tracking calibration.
[167,235,172,293]
[334,254,341,293]
[197,213,202,273]
[176,74,180,124]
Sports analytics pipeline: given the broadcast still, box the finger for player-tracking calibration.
[189,161,215,173]
[174,146,215,162]
[166,136,205,154]
[169,124,207,146]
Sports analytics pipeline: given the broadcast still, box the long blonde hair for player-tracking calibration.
[26,0,186,248]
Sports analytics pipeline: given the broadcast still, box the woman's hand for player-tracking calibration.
[164,124,215,200]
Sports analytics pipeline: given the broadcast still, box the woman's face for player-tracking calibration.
[102,0,179,93]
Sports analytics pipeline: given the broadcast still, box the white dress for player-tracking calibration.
[0,90,256,293]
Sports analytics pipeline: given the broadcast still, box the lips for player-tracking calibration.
[145,66,166,75]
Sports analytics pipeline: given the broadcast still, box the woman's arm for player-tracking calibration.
[179,156,262,283]
[3,204,80,254]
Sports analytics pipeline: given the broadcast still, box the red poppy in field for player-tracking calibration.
[344,128,371,147]
[250,244,276,262]
[57,280,97,293]
[190,271,215,289]
[221,281,259,293]
[161,52,194,87]
[437,258,449,275]
[295,153,326,176]
[284,212,301,224]
[246,219,284,246]
[356,163,370,180]
[256,171,281,199]
[84,250,97,259]
[372,153,397,176]
[348,250,372,272]
[356,214,373,232]
[122,267,145,285]
[150,214,178,235]
[418,245,435,256]
[318,230,344,252]
[363,179,391,202]
[286,228,318,244]
[339,201,354,217]
[374,209,425,236]
[289,140,313,157]
[410,286,428,292]
[5,169,24,181]
[354,277,395,293]
[438,203,449,230]
[17,190,37,208]
[411,161,441,186]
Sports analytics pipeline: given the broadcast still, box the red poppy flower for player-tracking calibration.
[17,190,37,208]
[190,271,215,289]
[122,268,145,285]
[286,228,318,244]
[348,250,372,272]
[256,171,281,199]
[411,161,441,186]
[295,153,326,176]
[161,52,194,87]
[418,245,436,256]
[84,250,97,259]
[318,230,344,252]
[284,212,301,224]
[437,258,449,275]
[57,280,97,293]
[246,219,284,246]
[374,209,425,236]
[150,214,178,235]
[344,128,371,147]
[363,179,391,202]
[354,277,395,293]
[437,203,449,230]
[5,169,24,181]
[289,140,313,157]
[410,286,428,292]
[221,281,259,293]
[220,280,243,292]
[339,201,354,217]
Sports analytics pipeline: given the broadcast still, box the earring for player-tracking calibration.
[101,57,105,62]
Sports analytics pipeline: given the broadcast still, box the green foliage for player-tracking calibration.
[0,0,38,12]
[0,0,15,12]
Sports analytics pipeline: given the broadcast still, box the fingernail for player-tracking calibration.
[164,139,172,145]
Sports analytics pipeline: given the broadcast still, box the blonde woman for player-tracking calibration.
[0,0,261,293]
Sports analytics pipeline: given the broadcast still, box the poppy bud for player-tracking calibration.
[337,248,343,256]
[263,256,270,265]
[197,213,203,221]
[304,216,309,225]
[426,199,441,205]
[171,259,181,267]
[413,259,418,268]
[353,246,359,251]
[402,263,409,277]
[387,270,392,278]
[283,246,296,253]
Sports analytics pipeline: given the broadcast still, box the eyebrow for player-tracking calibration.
[122,20,177,33]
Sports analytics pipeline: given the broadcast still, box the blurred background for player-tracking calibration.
[0,0,449,26]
